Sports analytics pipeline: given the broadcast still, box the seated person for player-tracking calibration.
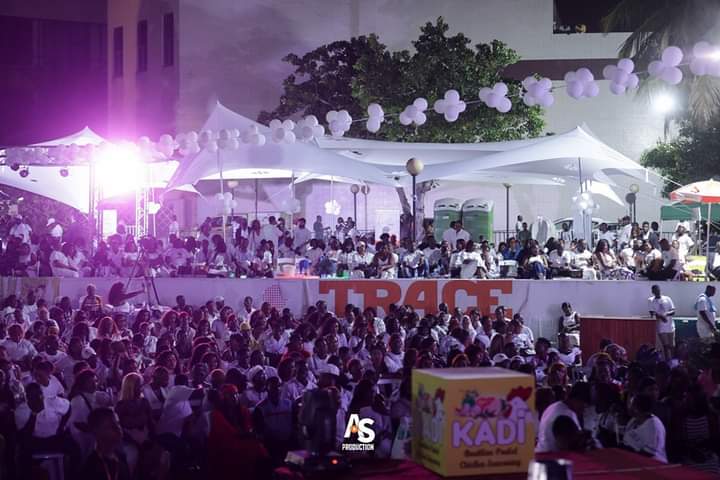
[548,243,574,277]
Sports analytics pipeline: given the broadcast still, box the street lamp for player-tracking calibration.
[405,157,425,243]
[628,183,640,223]
[350,184,360,225]
[361,185,370,231]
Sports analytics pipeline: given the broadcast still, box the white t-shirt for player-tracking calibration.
[50,250,77,277]
[1,338,38,362]
[157,385,194,436]
[293,227,312,248]
[536,401,580,453]
[260,223,280,246]
[39,375,66,399]
[15,397,70,438]
[623,415,667,463]
[10,223,32,243]
[696,293,717,338]
[673,233,694,261]
[572,250,592,269]
[166,247,191,268]
[548,250,573,269]
[442,228,471,247]
[648,295,675,333]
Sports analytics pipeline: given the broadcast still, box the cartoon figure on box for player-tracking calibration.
[456,386,532,420]
[416,385,445,444]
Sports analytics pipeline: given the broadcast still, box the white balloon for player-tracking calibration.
[305,115,318,125]
[326,110,338,122]
[539,93,554,107]
[564,71,577,83]
[138,136,152,148]
[282,119,295,130]
[493,82,508,96]
[478,87,492,101]
[627,73,640,89]
[567,81,583,99]
[444,111,460,122]
[648,60,664,77]
[253,134,266,146]
[405,105,419,118]
[338,110,351,122]
[206,141,219,153]
[523,96,537,107]
[617,58,634,73]
[445,89,460,103]
[269,119,282,129]
[485,92,501,108]
[186,131,198,142]
[433,99,447,114]
[662,46,683,66]
[223,192,233,201]
[228,138,240,150]
[522,76,536,89]
[457,101,466,112]
[413,97,428,111]
[272,128,286,143]
[496,97,512,113]
[609,82,627,95]
[693,40,712,57]
[159,134,174,146]
[661,66,683,85]
[612,69,629,85]
[366,119,381,133]
[187,143,201,155]
[284,130,296,143]
[539,78,552,91]
[367,103,383,117]
[584,82,600,97]
[313,125,325,137]
[415,112,427,125]
[399,112,412,126]
[576,68,594,83]
[219,129,231,140]
[216,193,224,201]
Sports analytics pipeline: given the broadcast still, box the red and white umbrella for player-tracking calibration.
[670,179,720,203]
[670,179,720,264]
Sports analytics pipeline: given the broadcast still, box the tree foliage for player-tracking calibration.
[641,117,720,194]
[259,17,544,142]
[603,0,720,125]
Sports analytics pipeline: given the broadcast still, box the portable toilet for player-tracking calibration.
[462,199,494,243]
[433,198,462,243]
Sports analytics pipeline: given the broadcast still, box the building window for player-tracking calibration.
[112,26,123,77]
[137,20,148,72]
[162,13,174,67]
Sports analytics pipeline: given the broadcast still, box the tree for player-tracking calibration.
[641,116,720,194]
[260,17,545,236]
[603,0,720,125]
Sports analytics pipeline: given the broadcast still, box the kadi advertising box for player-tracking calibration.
[412,367,535,477]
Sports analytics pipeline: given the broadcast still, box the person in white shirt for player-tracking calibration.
[596,223,616,249]
[696,285,718,341]
[622,394,667,463]
[617,216,632,248]
[648,285,676,360]
[708,240,720,279]
[168,214,180,238]
[2,324,38,363]
[442,221,471,248]
[50,243,79,278]
[292,218,313,251]
[536,382,591,452]
[260,216,281,247]
[31,361,65,400]
[559,222,574,244]
[548,244,574,277]
[165,238,192,272]
[9,215,32,244]
[672,224,695,263]
[400,240,427,278]
[15,383,70,439]
[46,217,63,240]
[571,240,593,270]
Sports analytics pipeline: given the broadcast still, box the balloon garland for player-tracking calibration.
[6,43,720,171]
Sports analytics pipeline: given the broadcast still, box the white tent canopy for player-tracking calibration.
[1,127,181,212]
[166,103,397,190]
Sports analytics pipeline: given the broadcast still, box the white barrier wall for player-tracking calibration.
[3,278,715,340]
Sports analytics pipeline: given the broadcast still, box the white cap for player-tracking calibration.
[81,346,97,359]
[318,364,340,377]
[47,218,55,226]
[492,353,509,365]
[214,296,225,303]
[510,355,525,364]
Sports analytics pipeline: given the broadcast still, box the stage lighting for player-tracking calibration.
[59,168,69,177]
[10,163,20,171]
[19,167,29,178]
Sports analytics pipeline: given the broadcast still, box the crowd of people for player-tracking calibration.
[0,211,713,281]
[0,278,719,479]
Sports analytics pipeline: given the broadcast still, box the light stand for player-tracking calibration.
[503,183,511,241]
[350,184,359,224]
[361,185,370,233]
[405,158,424,243]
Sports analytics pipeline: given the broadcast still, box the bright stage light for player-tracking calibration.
[652,93,675,114]
[95,142,146,198]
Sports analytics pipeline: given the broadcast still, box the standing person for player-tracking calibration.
[648,285,676,360]
[559,222,574,244]
[168,214,180,239]
[517,223,531,245]
[695,285,718,342]
[673,223,695,263]
[515,215,523,235]
[313,216,324,240]
[442,221,471,247]
[617,216,632,249]
[9,215,32,244]
[260,216,281,247]
[293,218,312,251]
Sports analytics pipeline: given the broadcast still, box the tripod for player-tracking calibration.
[125,247,160,306]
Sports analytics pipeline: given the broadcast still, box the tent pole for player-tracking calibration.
[254,179,259,220]
[217,149,226,241]
[708,203,712,280]
[290,171,295,232]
